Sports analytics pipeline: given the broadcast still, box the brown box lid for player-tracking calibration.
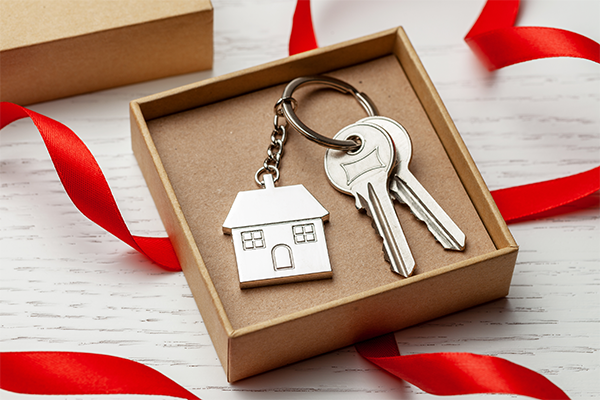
[0,0,213,105]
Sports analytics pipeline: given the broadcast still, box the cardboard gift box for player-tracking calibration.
[130,27,518,382]
[0,0,213,105]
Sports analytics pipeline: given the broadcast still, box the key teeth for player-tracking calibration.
[392,184,466,252]
[394,194,408,206]
[442,239,465,251]
[357,193,370,214]
[363,194,397,266]
[357,186,415,278]
[375,209,414,277]
[358,193,388,246]
[383,241,413,277]
[416,212,466,251]
[357,194,378,229]
[382,244,390,263]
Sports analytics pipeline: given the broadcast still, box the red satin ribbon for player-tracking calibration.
[356,333,569,399]
[289,0,317,56]
[465,0,600,70]
[0,102,179,271]
[492,166,600,222]
[0,352,199,399]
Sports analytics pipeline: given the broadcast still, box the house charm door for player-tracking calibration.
[223,174,332,288]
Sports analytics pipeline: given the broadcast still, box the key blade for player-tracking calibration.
[362,181,415,277]
[391,175,466,251]
[325,122,415,278]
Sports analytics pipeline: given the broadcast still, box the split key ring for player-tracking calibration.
[279,76,379,152]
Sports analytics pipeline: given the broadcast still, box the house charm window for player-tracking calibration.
[293,224,317,244]
[241,230,265,250]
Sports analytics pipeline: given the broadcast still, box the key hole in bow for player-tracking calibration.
[346,134,363,155]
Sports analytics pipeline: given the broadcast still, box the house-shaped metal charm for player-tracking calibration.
[223,174,332,288]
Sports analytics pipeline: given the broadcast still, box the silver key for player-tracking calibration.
[359,116,466,251]
[324,122,415,277]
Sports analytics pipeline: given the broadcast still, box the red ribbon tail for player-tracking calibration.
[0,102,181,271]
[356,334,570,399]
[0,352,199,399]
[133,236,181,271]
[289,0,318,55]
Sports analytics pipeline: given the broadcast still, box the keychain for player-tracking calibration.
[222,92,334,289]
[224,76,465,288]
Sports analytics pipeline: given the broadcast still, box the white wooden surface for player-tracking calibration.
[1,1,599,399]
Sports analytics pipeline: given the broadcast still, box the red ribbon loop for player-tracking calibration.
[465,0,600,70]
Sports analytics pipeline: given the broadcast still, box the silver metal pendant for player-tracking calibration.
[223,174,332,289]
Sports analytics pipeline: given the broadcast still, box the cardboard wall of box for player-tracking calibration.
[129,27,518,382]
[0,0,213,105]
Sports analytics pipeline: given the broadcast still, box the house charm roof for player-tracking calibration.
[223,175,329,233]
[223,174,332,288]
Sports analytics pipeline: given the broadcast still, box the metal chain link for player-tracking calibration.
[254,98,295,187]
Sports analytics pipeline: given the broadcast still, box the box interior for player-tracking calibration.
[146,55,497,331]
